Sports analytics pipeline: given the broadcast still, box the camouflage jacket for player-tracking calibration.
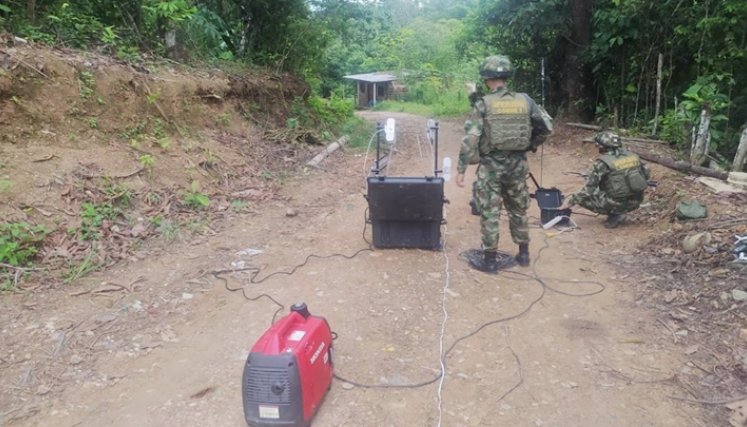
[568,149,651,205]
[457,87,551,174]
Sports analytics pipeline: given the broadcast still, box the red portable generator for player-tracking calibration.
[242,303,333,427]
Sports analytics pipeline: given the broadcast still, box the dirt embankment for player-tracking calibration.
[0,39,315,288]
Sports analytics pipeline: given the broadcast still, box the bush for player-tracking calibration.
[658,109,691,148]
[0,222,48,267]
[306,95,355,128]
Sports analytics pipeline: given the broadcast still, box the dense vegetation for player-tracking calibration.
[1,0,746,163]
[2,0,746,288]
[467,0,747,166]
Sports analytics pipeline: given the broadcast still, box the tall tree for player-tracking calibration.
[561,0,593,120]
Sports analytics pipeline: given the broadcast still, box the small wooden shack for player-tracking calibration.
[343,72,397,108]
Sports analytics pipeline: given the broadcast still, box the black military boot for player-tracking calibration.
[515,243,530,267]
[603,213,623,229]
[469,250,498,274]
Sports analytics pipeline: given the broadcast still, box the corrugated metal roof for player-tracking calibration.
[343,72,397,83]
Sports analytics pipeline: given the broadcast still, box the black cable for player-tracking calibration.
[211,248,372,285]
[211,248,373,324]
[332,235,607,389]
[217,221,606,390]
[362,207,372,246]
[214,272,286,324]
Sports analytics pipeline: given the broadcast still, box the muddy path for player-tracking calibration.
[2,112,705,426]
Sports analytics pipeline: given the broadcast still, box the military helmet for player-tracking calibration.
[594,131,622,149]
[479,55,513,79]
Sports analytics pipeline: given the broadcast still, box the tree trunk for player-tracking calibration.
[560,0,593,120]
[124,0,141,28]
[733,126,747,172]
[27,0,36,24]
[691,108,710,166]
[652,53,663,136]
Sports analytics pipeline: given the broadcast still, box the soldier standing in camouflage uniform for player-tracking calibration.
[456,55,552,273]
[560,131,650,228]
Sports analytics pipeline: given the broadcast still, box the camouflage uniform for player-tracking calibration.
[458,87,551,251]
[568,148,650,215]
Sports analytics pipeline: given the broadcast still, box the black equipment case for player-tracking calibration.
[367,176,444,249]
[529,173,571,226]
[365,120,446,250]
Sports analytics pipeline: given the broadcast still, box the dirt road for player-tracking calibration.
[3,112,704,426]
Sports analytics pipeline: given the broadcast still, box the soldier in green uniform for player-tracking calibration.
[456,55,552,273]
[560,131,650,228]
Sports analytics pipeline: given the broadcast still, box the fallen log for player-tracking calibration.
[622,136,666,144]
[632,149,728,180]
[306,136,348,168]
[578,128,727,179]
[567,122,601,131]
[582,137,667,146]
[570,123,667,144]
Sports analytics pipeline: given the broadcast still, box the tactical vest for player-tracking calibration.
[598,151,648,199]
[479,92,531,153]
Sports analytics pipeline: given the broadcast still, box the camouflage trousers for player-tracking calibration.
[475,153,530,250]
[572,189,644,215]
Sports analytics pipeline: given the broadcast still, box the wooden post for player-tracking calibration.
[613,105,619,128]
[691,108,710,166]
[652,53,663,136]
[733,126,747,172]
[373,83,377,106]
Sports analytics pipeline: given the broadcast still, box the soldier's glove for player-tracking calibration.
[526,138,541,153]
[468,91,482,107]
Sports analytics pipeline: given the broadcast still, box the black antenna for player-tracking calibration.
[540,58,546,187]
[431,122,440,176]
[541,57,546,107]
[374,122,382,175]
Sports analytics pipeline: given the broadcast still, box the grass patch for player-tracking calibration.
[0,222,48,266]
[65,249,102,284]
[340,116,377,148]
[79,202,120,240]
[373,101,434,116]
[0,178,13,193]
[181,181,210,209]
[373,99,471,118]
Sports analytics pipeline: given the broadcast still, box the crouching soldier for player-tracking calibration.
[560,131,650,228]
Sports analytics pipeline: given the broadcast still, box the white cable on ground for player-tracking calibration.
[542,215,578,230]
[541,215,578,235]
[436,216,450,427]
